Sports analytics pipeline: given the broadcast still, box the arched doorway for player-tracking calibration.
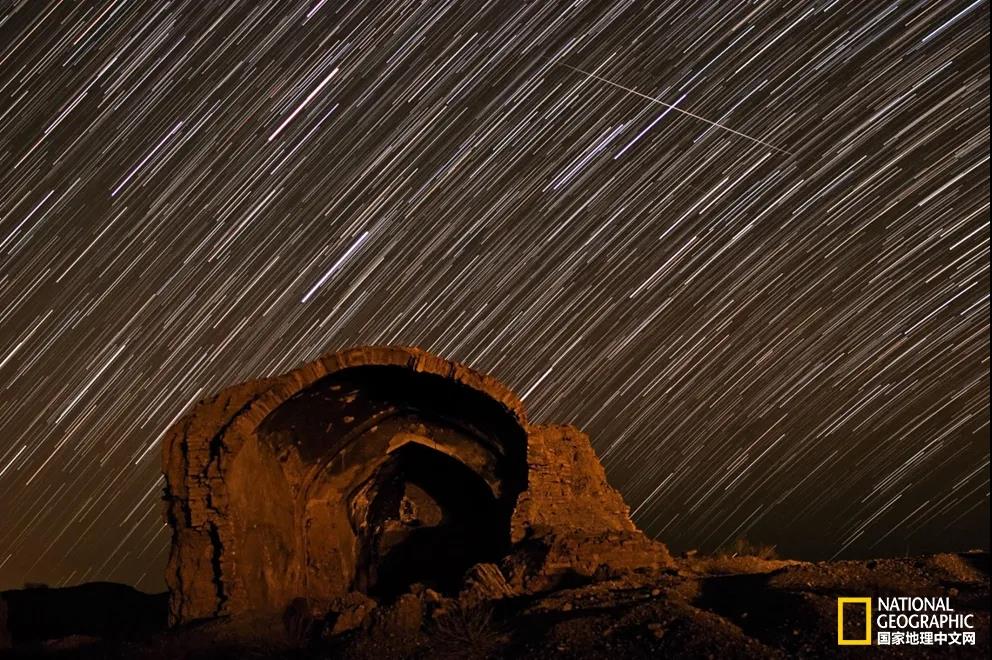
[258,361,528,605]
[351,443,506,599]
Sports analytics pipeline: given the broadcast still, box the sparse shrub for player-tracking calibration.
[428,604,503,659]
[283,597,317,645]
[718,538,778,560]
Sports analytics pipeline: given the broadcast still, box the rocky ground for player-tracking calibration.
[3,550,987,659]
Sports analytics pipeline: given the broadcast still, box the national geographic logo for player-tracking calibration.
[838,597,872,645]
[838,596,977,647]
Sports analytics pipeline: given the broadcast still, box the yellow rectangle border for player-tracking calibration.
[837,597,872,645]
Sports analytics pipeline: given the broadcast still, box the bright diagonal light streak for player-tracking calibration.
[561,64,793,155]
[301,231,370,303]
[269,66,339,142]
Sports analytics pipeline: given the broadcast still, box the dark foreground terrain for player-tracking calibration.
[2,550,987,659]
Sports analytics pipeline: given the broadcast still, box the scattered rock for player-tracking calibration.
[459,563,514,607]
[371,593,423,639]
[503,529,670,594]
[323,592,377,636]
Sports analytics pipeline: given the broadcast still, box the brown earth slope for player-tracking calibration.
[1,551,987,658]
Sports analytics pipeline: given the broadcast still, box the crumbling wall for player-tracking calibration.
[163,346,531,625]
[162,379,273,623]
[162,346,670,626]
[510,424,638,542]
[505,424,671,593]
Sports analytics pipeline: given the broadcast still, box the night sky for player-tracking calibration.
[0,1,988,592]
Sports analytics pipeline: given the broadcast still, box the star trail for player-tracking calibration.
[0,1,988,592]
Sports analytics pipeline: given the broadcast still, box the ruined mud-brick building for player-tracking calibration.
[163,346,670,625]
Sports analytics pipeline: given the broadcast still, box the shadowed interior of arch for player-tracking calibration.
[353,442,505,599]
[252,363,529,604]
